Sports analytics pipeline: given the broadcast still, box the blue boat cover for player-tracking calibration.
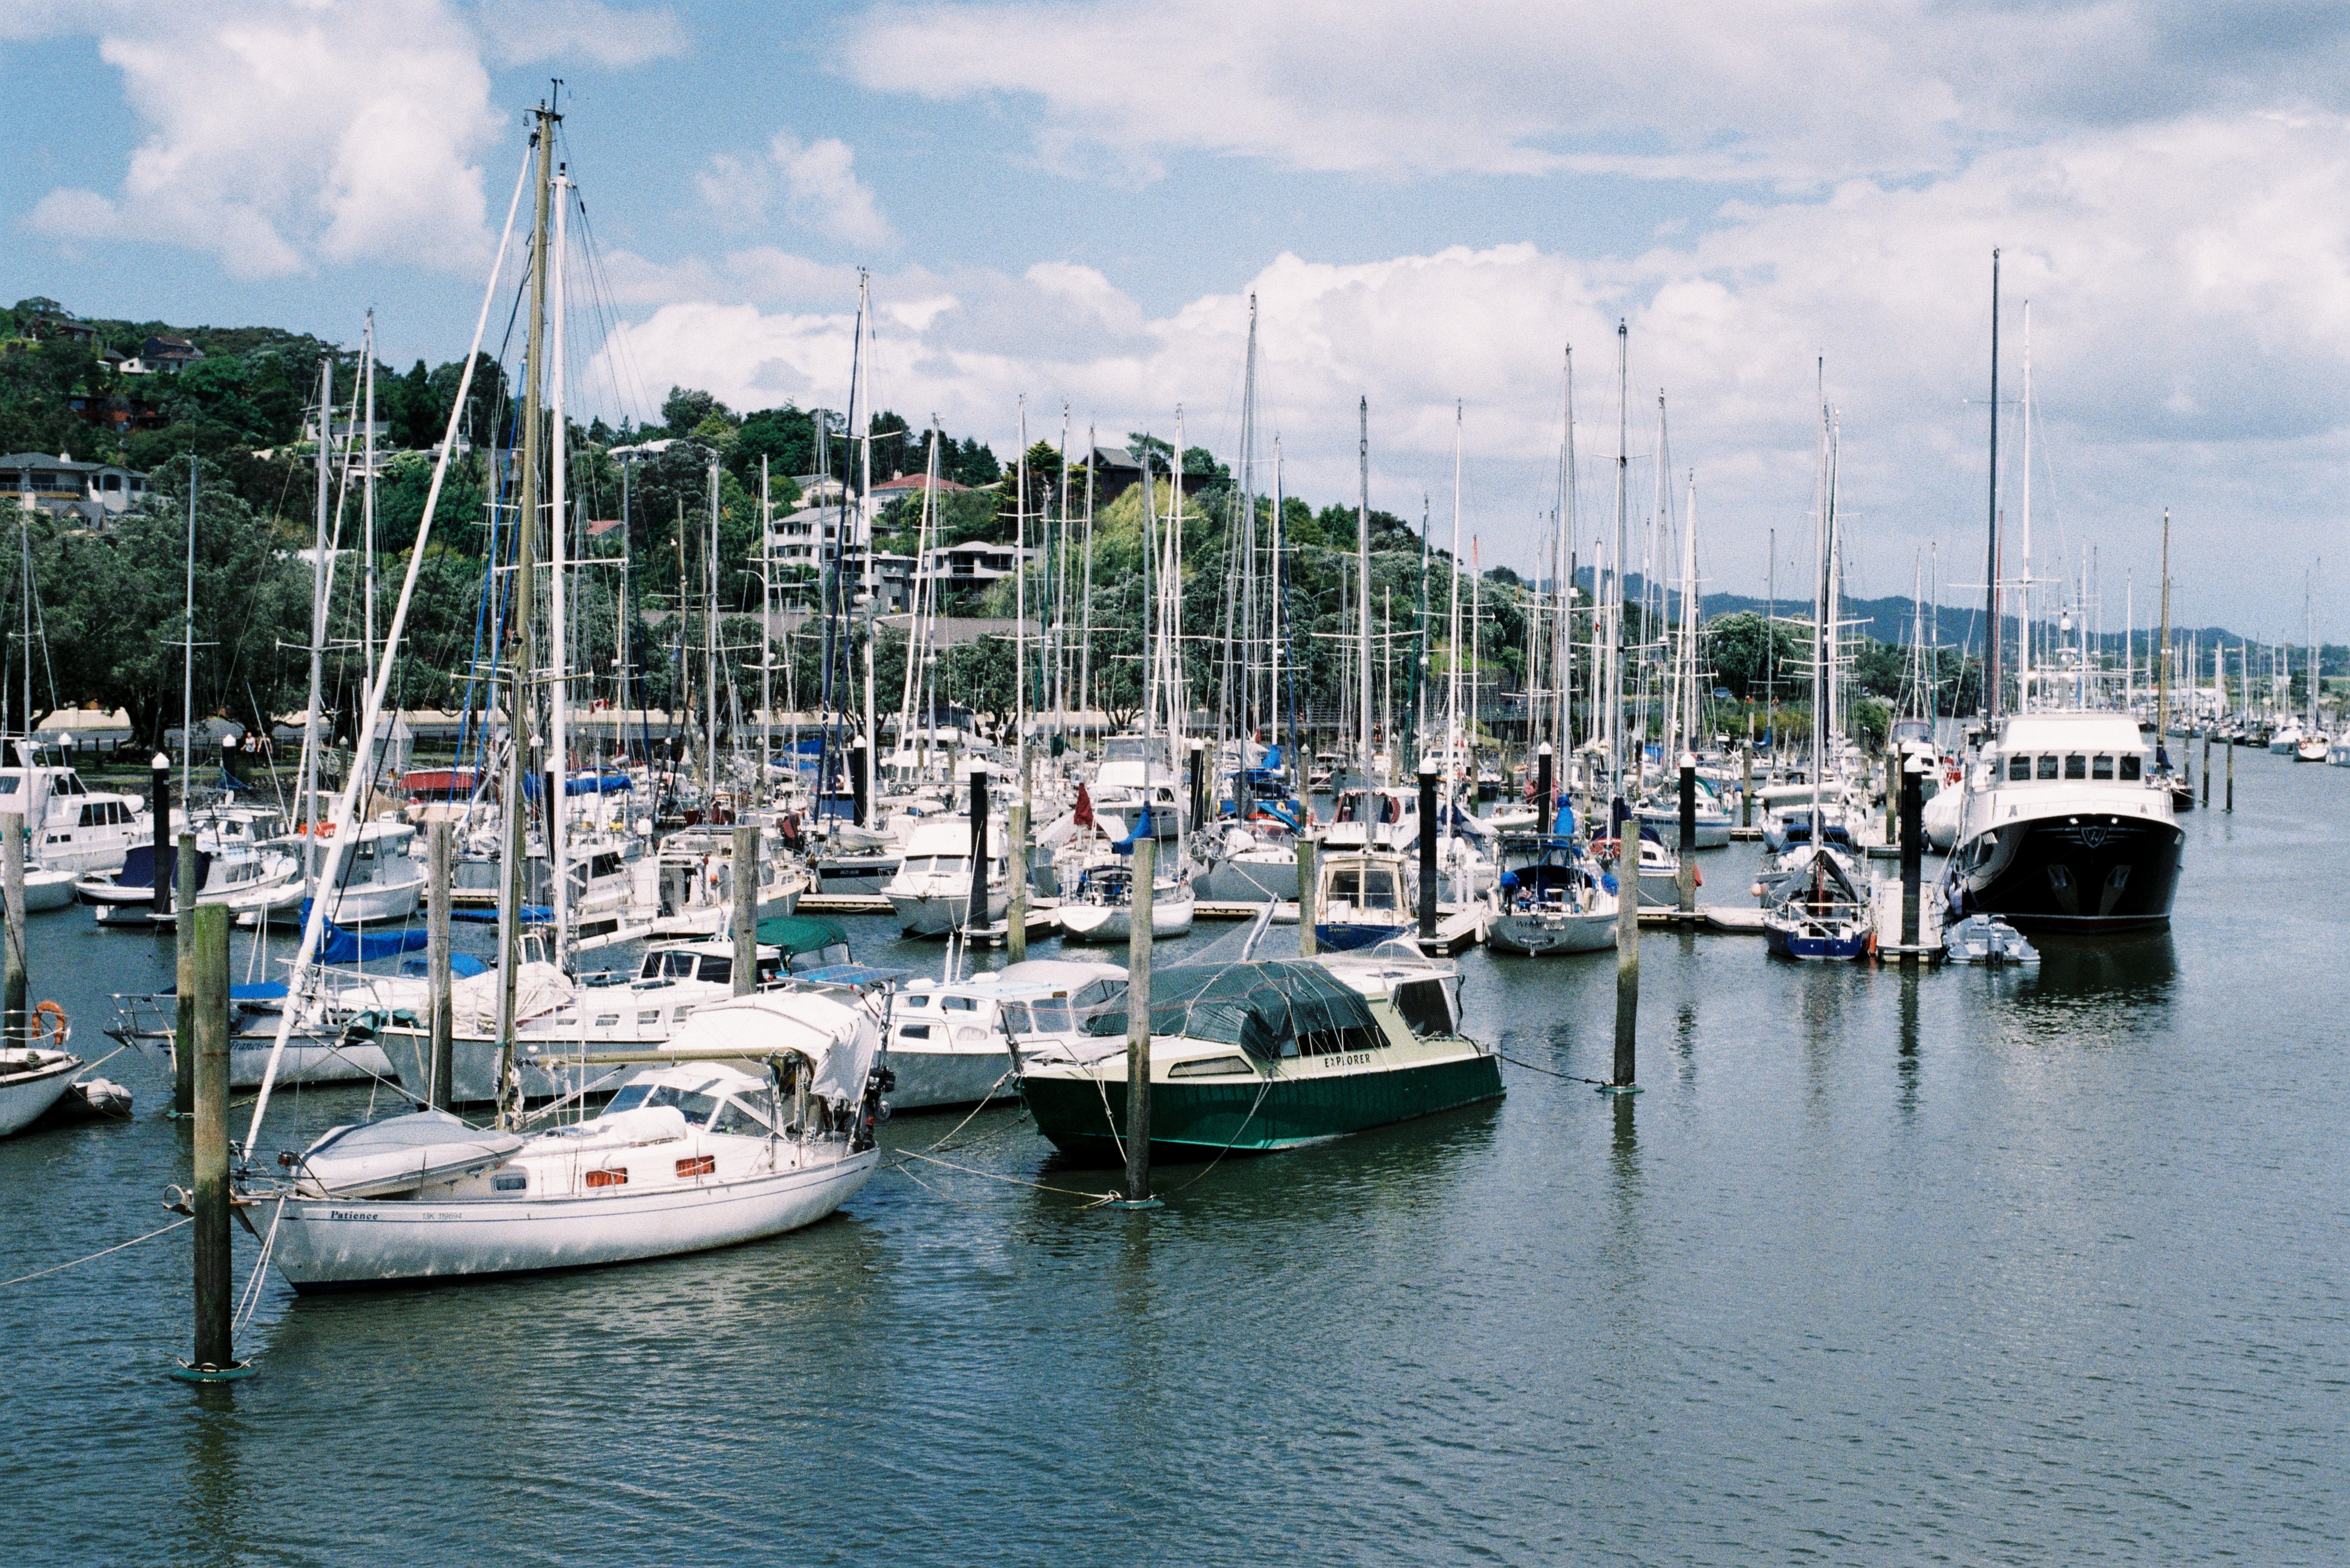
[300,901,432,964]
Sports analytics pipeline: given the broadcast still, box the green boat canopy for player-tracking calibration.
[1083,960,1377,1060]
[754,915,850,956]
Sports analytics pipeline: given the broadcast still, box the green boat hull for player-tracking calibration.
[1022,1050,1504,1165]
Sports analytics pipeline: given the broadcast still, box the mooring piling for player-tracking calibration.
[732,821,758,996]
[1123,836,1156,1205]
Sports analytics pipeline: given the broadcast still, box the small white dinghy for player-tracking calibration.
[1942,913,2039,966]
[256,991,887,1290]
[0,1046,84,1136]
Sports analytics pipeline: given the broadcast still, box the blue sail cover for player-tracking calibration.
[300,901,431,964]
[521,771,634,800]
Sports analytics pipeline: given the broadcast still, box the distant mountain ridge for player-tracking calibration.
[1568,569,2295,658]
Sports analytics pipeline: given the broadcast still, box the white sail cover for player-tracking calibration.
[450,961,574,1034]
[668,992,880,1107]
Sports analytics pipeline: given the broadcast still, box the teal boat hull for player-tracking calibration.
[1022,1050,1504,1165]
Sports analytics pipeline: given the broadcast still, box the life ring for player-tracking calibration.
[33,1000,67,1047]
[296,821,337,838]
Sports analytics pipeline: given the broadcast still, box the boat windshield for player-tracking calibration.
[602,1083,721,1126]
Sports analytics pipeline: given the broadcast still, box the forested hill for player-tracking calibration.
[1580,569,2281,663]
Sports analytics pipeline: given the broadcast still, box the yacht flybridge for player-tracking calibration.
[1941,713,2182,932]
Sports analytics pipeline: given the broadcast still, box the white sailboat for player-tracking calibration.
[240,104,883,1291]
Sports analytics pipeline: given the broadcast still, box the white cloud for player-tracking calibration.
[476,0,684,67]
[21,0,678,277]
[598,108,2350,619]
[693,131,896,249]
[843,0,2350,187]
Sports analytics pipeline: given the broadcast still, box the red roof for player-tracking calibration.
[870,474,969,494]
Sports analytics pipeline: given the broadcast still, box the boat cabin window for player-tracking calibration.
[2007,755,2030,782]
[699,956,732,986]
[2064,754,2087,780]
[639,1085,719,1126]
[1029,999,1072,1033]
[898,1023,931,1040]
[941,996,976,1012]
[1392,979,1454,1038]
[1295,1023,1382,1058]
[2119,755,2142,781]
[2036,755,2060,781]
[999,1003,1031,1033]
[1330,866,1401,909]
[0,778,16,794]
[709,1095,774,1137]
[2092,754,2114,780]
[1069,979,1119,1010]
[642,951,702,980]
[900,993,930,1007]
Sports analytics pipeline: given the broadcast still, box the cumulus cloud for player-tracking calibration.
[21,0,678,277]
[843,0,2350,186]
[698,131,896,249]
[597,108,2350,613]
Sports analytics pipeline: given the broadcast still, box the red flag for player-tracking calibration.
[1073,782,1095,829]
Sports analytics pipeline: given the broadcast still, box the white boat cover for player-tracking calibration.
[296,1109,526,1198]
[449,961,573,1034]
[667,992,880,1106]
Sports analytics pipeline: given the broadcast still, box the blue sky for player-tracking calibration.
[7,0,2348,638]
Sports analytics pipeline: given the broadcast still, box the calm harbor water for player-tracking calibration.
[4,747,2345,1565]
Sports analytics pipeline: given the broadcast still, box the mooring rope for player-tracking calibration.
[0,1216,191,1288]
[1495,1049,1611,1086]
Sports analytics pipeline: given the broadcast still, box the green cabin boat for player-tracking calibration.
[1018,953,1502,1164]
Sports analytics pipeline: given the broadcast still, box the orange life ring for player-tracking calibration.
[295,821,337,838]
[33,999,67,1046]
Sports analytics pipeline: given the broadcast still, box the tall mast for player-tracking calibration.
[1080,422,1096,730]
[362,310,378,688]
[300,355,332,862]
[1985,249,2002,722]
[182,452,197,800]
[705,452,719,807]
[548,168,571,956]
[496,98,557,1094]
[2019,299,2032,710]
[1610,320,1627,799]
[1357,396,1372,774]
[2157,508,2172,757]
[1448,401,1462,798]
[1556,346,1575,754]
[1015,394,1028,785]
[859,272,877,796]
[760,455,773,799]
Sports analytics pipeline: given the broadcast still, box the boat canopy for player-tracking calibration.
[668,991,881,1105]
[1082,959,1378,1061]
[754,914,850,959]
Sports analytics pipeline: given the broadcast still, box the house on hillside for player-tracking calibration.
[917,540,1036,597]
[1086,445,1216,508]
[4,452,151,525]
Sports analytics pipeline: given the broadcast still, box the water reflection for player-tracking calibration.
[2026,930,2180,999]
[1897,966,1921,1121]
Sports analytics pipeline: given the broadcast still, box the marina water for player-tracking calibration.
[4,747,2343,1564]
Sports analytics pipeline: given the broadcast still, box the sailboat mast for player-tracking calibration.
[2019,299,2032,710]
[497,99,557,1094]
[1448,402,1462,800]
[1610,320,1628,799]
[182,451,197,799]
[1357,396,1372,774]
[760,455,772,799]
[1985,249,2003,722]
[1080,423,1096,731]
[548,169,571,955]
[301,355,332,864]
[362,310,378,690]
[859,273,877,794]
[1556,346,1575,756]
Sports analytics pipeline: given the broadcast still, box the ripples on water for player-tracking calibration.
[4,750,2346,1565]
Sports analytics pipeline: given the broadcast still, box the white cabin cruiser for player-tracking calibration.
[883,816,1010,936]
[1941,712,2182,932]
[883,959,1126,1110]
